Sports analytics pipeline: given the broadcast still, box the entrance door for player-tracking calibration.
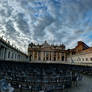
[62,56,64,61]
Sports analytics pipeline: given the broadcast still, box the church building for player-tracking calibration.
[28,41,67,62]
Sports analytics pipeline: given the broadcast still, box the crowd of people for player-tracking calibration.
[0,61,78,92]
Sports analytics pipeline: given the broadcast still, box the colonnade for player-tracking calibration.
[30,51,66,61]
[0,39,28,62]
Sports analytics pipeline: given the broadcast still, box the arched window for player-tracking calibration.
[82,58,84,61]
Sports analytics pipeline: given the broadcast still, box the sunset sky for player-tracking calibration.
[0,0,92,53]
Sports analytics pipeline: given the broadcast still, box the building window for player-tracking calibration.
[90,58,92,61]
[72,52,75,55]
[78,58,81,61]
[86,58,88,61]
[8,52,10,58]
[43,52,45,61]
[82,58,84,61]
[46,52,49,61]
[43,57,45,61]
[30,55,32,61]
[11,53,14,59]
[15,54,16,59]
[18,55,20,60]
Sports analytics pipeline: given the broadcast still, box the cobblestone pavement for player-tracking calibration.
[63,75,92,92]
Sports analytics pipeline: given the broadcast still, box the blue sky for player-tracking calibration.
[0,0,92,53]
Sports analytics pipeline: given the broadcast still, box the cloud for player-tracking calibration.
[0,0,92,53]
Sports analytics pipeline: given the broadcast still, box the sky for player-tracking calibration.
[0,0,92,53]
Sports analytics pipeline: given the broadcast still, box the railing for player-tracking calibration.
[30,61,92,66]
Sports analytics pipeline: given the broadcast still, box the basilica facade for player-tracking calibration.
[28,41,67,62]
[28,40,92,63]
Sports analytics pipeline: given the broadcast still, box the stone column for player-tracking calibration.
[44,52,46,61]
[41,51,43,61]
[31,51,33,61]
[37,51,38,61]
[47,51,49,61]
[3,48,6,60]
[64,53,66,61]
[33,51,35,61]
[5,49,8,60]
[0,48,1,60]
[57,52,59,61]
[2,47,5,60]
[56,52,58,61]
[60,53,62,61]
[59,53,60,61]
[51,52,53,61]
[0,47,2,59]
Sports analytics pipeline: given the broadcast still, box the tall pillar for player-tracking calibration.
[33,51,35,61]
[45,52,46,61]
[64,53,66,61]
[56,52,58,61]
[57,52,59,61]
[3,48,6,60]
[2,47,5,60]
[0,46,1,59]
[37,52,38,61]
[51,52,54,61]
[59,53,60,61]
[41,51,44,61]
[59,53,62,61]
[49,51,51,61]
[48,52,50,61]
[5,49,8,60]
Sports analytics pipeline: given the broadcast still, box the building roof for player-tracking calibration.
[28,41,66,51]
[81,47,92,53]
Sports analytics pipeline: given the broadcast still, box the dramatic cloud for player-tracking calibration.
[0,0,92,53]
